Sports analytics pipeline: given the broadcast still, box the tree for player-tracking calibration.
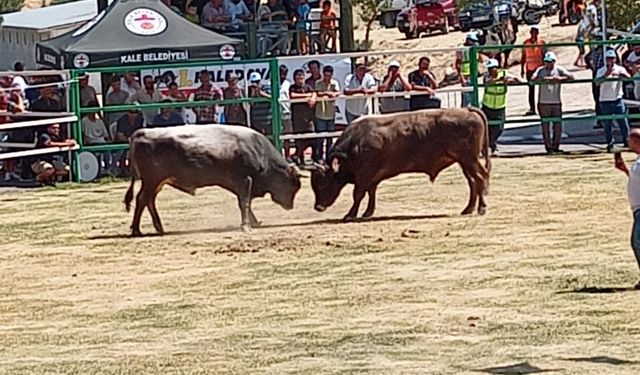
[605,0,640,31]
[0,0,24,14]
[353,0,384,52]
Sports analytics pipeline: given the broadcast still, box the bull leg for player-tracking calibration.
[147,192,165,235]
[461,165,477,216]
[362,184,379,218]
[472,160,488,215]
[131,184,150,237]
[238,176,253,232]
[343,184,367,222]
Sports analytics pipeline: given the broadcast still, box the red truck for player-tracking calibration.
[397,0,459,39]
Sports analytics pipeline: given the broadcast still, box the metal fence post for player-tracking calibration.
[470,45,480,107]
[70,70,82,183]
[269,57,282,152]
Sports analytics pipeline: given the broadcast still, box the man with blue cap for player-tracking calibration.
[456,32,482,107]
[596,48,631,152]
[531,51,574,154]
[482,58,522,154]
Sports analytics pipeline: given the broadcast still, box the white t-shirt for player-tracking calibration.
[582,4,598,30]
[11,76,28,94]
[625,51,640,65]
[82,117,110,145]
[344,73,377,116]
[279,79,291,120]
[629,155,640,212]
[596,64,627,102]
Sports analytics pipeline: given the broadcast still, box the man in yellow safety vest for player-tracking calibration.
[456,32,482,107]
[482,58,523,154]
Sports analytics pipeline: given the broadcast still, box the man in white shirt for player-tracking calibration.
[596,49,631,152]
[343,64,377,124]
[582,0,598,39]
[278,65,294,160]
[614,128,640,290]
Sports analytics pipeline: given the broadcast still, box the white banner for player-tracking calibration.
[140,55,353,124]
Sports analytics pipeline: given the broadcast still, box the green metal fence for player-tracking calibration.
[69,57,282,182]
[469,38,640,126]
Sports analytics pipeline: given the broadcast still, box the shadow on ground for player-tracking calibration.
[88,213,451,240]
[557,286,638,294]
[474,362,562,374]
[561,356,640,366]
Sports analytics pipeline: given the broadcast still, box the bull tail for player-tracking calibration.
[467,106,491,192]
[124,174,135,213]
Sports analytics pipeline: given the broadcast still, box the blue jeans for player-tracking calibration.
[346,111,360,125]
[314,118,335,161]
[600,99,629,147]
[631,209,640,272]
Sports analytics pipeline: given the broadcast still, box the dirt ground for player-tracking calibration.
[1,153,640,374]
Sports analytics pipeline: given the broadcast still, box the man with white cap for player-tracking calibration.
[521,25,546,115]
[456,32,481,107]
[482,58,522,154]
[532,51,574,154]
[596,49,631,152]
[378,60,411,114]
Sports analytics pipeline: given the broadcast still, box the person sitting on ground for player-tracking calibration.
[151,99,185,127]
[31,123,76,186]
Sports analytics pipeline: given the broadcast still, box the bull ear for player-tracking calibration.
[331,157,340,173]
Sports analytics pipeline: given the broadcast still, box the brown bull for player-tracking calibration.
[310,107,491,221]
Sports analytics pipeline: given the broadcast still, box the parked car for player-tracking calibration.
[458,0,512,32]
[396,0,458,39]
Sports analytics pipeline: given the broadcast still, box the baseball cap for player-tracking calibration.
[543,51,557,62]
[249,72,262,82]
[466,32,479,42]
[389,60,400,68]
[605,49,617,58]
[485,59,499,69]
[356,63,371,71]
[227,72,239,80]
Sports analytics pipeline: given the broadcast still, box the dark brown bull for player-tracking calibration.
[124,125,302,236]
[310,107,491,221]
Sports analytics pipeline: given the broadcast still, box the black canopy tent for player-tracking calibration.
[35,0,244,69]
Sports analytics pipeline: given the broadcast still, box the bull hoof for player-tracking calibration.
[478,206,487,216]
[342,215,357,222]
[250,220,263,228]
[362,210,375,218]
[131,230,143,237]
[241,224,252,233]
[461,208,474,216]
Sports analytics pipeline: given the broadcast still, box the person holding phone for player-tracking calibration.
[597,49,631,152]
[614,128,640,290]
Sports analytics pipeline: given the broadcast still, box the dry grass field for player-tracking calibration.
[1,153,640,374]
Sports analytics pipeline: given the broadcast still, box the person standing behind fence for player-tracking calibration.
[127,75,164,126]
[482,58,522,154]
[521,25,546,116]
[379,60,411,114]
[597,49,631,152]
[192,70,223,125]
[290,69,317,164]
[294,0,311,54]
[344,64,377,124]
[455,32,480,107]
[315,65,340,162]
[408,56,439,111]
[279,65,295,158]
[532,52,574,155]
[223,73,247,125]
[248,72,273,135]
[614,128,640,290]
[105,75,130,126]
[79,73,98,107]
